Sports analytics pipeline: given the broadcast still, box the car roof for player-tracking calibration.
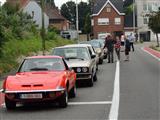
[54,44,89,49]
[26,55,62,59]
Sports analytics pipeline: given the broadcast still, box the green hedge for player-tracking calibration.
[0,36,75,75]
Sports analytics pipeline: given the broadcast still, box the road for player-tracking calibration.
[0,44,159,120]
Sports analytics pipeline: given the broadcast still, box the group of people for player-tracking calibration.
[103,33,135,63]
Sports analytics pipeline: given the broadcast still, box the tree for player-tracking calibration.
[148,8,160,47]
[84,13,91,41]
[78,1,90,33]
[60,1,76,25]
[60,1,91,33]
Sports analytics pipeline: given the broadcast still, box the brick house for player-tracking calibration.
[44,4,70,31]
[91,0,125,39]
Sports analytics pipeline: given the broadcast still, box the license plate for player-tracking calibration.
[20,93,43,99]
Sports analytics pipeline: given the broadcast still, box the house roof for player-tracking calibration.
[44,4,66,20]
[7,0,30,9]
[92,0,125,16]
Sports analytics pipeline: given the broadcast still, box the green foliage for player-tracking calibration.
[148,9,160,47]
[60,1,91,33]
[124,3,133,15]
[78,2,91,33]
[60,1,76,24]
[84,13,91,34]
[0,36,75,75]
[0,3,76,75]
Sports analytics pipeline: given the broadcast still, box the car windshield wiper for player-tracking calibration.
[65,57,84,61]
[30,68,48,71]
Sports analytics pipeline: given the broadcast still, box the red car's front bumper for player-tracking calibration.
[3,89,65,103]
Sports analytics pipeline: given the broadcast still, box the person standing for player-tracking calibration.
[129,33,135,51]
[104,35,115,63]
[124,36,131,61]
[115,36,121,60]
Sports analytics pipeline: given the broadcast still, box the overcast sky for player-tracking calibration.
[0,0,88,8]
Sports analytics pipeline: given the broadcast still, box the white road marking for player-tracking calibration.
[109,61,120,120]
[1,103,5,108]
[142,47,160,61]
[68,101,112,105]
[0,89,3,92]
[1,101,112,108]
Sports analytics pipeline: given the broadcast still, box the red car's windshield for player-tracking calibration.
[18,58,65,72]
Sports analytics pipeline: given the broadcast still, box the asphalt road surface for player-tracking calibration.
[0,44,159,120]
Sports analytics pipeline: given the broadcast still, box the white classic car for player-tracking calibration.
[52,44,97,87]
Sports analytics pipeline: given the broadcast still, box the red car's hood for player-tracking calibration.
[5,71,66,91]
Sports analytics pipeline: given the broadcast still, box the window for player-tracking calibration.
[148,3,152,11]
[143,17,149,24]
[106,4,111,12]
[143,3,147,11]
[98,18,109,25]
[115,18,121,25]
[91,19,94,26]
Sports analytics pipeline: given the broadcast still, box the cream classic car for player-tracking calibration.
[52,44,97,87]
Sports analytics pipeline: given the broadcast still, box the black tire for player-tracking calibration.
[5,97,16,110]
[88,75,94,87]
[69,85,76,98]
[93,72,97,82]
[58,90,68,108]
[99,58,103,64]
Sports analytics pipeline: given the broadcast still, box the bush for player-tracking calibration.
[0,35,75,75]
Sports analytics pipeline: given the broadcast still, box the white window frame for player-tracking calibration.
[91,19,94,26]
[98,18,109,25]
[114,17,121,25]
[143,17,149,24]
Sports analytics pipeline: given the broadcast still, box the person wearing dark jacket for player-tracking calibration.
[104,35,115,63]
[124,36,131,61]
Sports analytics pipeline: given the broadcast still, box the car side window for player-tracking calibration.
[87,47,93,58]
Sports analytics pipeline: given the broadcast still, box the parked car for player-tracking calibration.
[78,43,99,70]
[52,44,97,86]
[2,56,76,109]
[87,40,105,64]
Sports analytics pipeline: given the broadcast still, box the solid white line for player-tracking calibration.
[142,47,160,61]
[1,101,112,108]
[68,101,112,105]
[109,61,120,120]
[0,89,3,92]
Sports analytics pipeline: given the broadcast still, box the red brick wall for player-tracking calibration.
[92,3,124,38]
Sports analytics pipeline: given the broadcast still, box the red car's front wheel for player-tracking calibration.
[58,90,68,108]
[5,96,16,110]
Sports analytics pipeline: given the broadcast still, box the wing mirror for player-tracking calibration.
[91,54,96,59]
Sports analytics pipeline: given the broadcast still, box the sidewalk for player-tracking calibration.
[143,47,160,59]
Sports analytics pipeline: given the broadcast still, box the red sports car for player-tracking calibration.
[2,56,76,109]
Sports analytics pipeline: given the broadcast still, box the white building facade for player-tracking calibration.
[135,0,160,41]
[22,0,49,29]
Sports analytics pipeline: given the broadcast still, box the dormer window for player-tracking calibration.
[32,11,35,18]
[106,4,111,12]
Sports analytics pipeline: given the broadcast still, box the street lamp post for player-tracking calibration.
[133,0,136,34]
[41,0,45,55]
[76,0,79,43]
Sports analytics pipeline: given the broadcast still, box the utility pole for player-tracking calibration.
[133,0,136,34]
[41,0,45,55]
[76,0,79,43]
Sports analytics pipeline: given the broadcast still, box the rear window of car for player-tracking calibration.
[18,58,65,72]
[53,47,90,60]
